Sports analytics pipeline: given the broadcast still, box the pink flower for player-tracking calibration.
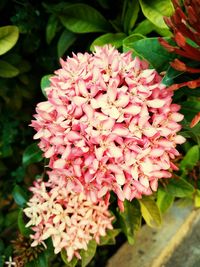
[24,179,113,262]
[31,45,185,204]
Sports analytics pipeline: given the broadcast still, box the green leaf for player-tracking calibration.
[139,0,174,29]
[0,60,19,78]
[139,197,161,227]
[80,240,97,267]
[118,200,141,245]
[40,74,52,98]
[90,33,126,51]
[165,178,195,198]
[46,15,59,44]
[57,30,77,58]
[22,143,43,167]
[162,66,184,86]
[123,0,140,34]
[124,37,175,72]
[133,19,155,35]
[18,209,32,236]
[181,101,200,122]
[156,188,174,214]
[0,25,19,55]
[12,185,28,207]
[25,253,48,267]
[180,145,199,173]
[99,229,121,246]
[61,250,78,267]
[59,4,111,33]
[123,33,145,53]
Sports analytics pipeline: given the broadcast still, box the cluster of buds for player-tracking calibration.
[159,0,200,126]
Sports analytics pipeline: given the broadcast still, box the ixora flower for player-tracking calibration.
[159,0,200,127]
[159,0,200,79]
[31,45,185,205]
[24,179,113,262]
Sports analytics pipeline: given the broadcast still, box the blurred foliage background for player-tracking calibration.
[1,0,200,266]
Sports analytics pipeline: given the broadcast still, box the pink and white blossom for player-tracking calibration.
[31,45,185,203]
[24,179,113,261]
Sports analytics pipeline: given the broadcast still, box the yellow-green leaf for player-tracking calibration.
[0,60,19,78]
[139,197,162,227]
[139,0,174,29]
[0,25,19,55]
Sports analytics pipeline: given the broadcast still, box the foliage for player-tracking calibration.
[0,0,200,267]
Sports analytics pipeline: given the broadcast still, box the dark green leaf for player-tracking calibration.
[0,60,19,78]
[139,0,174,29]
[181,101,200,122]
[123,0,140,34]
[118,200,141,245]
[61,250,78,267]
[139,196,161,227]
[162,66,184,86]
[180,145,199,173]
[25,253,48,267]
[124,37,175,72]
[46,15,59,44]
[12,185,28,207]
[22,143,43,167]
[18,209,32,236]
[156,188,174,214]
[99,229,121,246]
[123,33,145,53]
[59,4,111,33]
[90,33,126,51]
[57,30,77,58]
[0,25,19,55]
[40,74,52,98]
[80,240,97,267]
[165,178,195,198]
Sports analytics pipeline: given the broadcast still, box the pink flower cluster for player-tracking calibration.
[24,179,113,261]
[31,45,185,205]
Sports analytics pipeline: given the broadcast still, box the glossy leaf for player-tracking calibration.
[12,185,28,207]
[139,197,161,227]
[0,60,19,78]
[61,250,78,267]
[180,145,199,173]
[165,178,195,198]
[139,0,174,29]
[123,0,140,34]
[57,29,77,58]
[133,19,155,35]
[22,143,43,167]
[118,200,141,245]
[0,26,19,55]
[90,33,126,51]
[46,15,58,44]
[59,4,111,33]
[162,66,184,86]
[80,240,97,267]
[40,74,52,98]
[123,33,145,53]
[124,37,175,71]
[156,188,174,214]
